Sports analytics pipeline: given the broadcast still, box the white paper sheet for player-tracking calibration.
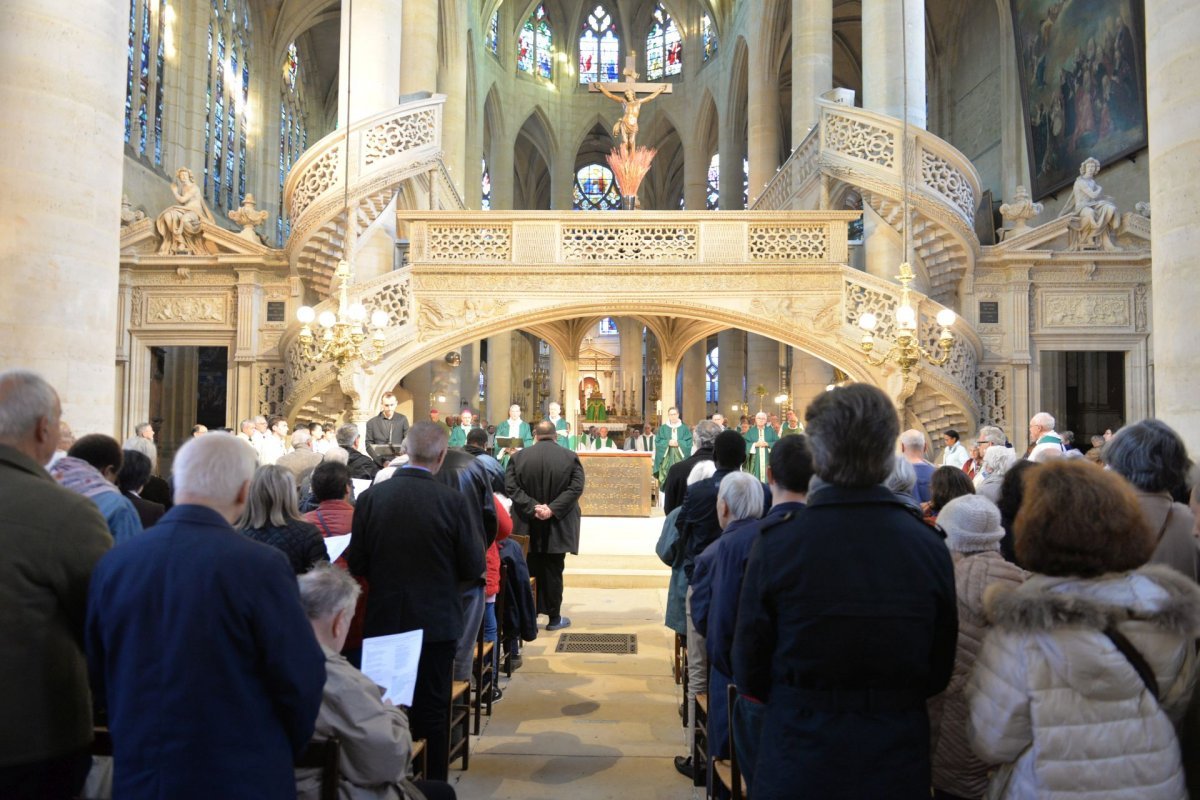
[324,533,352,562]
[360,629,424,707]
[351,478,372,499]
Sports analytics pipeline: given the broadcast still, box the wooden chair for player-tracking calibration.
[692,692,709,788]
[448,673,471,771]
[680,642,690,728]
[295,737,342,800]
[673,631,686,685]
[410,738,427,781]
[708,683,746,799]
[472,615,496,734]
[90,726,115,757]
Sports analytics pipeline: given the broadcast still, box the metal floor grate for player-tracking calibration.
[555,633,638,654]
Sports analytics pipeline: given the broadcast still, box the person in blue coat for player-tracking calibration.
[86,434,325,800]
[732,384,957,800]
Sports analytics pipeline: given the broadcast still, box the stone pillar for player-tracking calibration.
[489,132,515,210]
[431,357,457,418]
[617,318,643,409]
[403,362,431,422]
[551,150,576,210]
[861,0,926,129]
[862,202,906,281]
[1148,0,1200,444]
[718,117,745,210]
[437,4,467,199]
[0,0,125,435]
[747,21,781,207]
[680,341,706,423]
[659,357,679,420]
[486,333,512,423]
[746,334,779,414]
[792,0,833,146]
[458,342,479,412]
[398,0,436,96]
[339,0,403,128]
[790,350,834,414]
[684,138,710,210]
[717,330,746,418]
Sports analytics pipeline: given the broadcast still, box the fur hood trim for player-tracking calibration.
[983,563,1200,636]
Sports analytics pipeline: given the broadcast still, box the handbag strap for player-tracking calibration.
[1104,625,1159,701]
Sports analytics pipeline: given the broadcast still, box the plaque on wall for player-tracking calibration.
[266,301,286,322]
[577,452,653,517]
[979,301,1000,324]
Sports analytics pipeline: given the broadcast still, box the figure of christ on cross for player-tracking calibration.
[590,50,672,158]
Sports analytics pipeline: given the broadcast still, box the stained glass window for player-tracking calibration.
[579,5,619,84]
[701,13,717,61]
[481,157,492,210]
[486,11,499,55]
[706,347,719,403]
[599,317,618,335]
[124,0,167,164]
[278,40,309,245]
[572,164,621,210]
[518,4,553,80]
[646,3,681,80]
[742,156,749,209]
[203,0,252,213]
[706,153,720,210]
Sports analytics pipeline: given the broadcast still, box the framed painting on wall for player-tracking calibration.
[1009,0,1146,199]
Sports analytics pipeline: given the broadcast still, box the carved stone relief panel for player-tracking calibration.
[1040,292,1131,329]
[976,368,1009,429]
[138,292,234,327]
[257,366,287,417]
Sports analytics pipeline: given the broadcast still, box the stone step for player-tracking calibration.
[564,553,671,589]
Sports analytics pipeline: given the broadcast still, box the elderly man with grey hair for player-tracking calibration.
[900,428,936,504]
[886,454,919,505]
[87,433,325,799]
[663,419,724,514]
[296,564,456,800]
[336,422,379,481]
[732,383,956,798]
[0,370,111,799]
[976,446,1019,504]
[1027,412,1066,461]
[277,428,323,487]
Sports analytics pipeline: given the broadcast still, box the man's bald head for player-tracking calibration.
[533,420,557,440]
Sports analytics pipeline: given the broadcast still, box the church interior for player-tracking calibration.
[2,0,1198,793]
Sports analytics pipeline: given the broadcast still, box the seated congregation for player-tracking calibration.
[4,364,1200,800]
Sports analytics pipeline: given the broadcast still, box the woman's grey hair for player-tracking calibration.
[977,425,1006,446]
[982,445,1019,477]
[805,384,898,487]
[718,471,764,522]
[173,433,256,504]
[322,445,349,465]
[122,435,157,469]
[298,562,361,621]
[1104,419,1194,493]
[687,460,717,485]
[885,454,917,496]
[0,369,59,443]
[237,464,304,529]
[694,420,722,449]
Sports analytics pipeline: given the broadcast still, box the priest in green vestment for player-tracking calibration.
[654,407,692,482]
[744,411,778,481]
[546,401,570,447]
[447,409,477,448]
[779,409,804,437]
[494,403,533,467]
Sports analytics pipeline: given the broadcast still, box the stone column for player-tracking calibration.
[861,0,926,129]
[747,20,781,207]
[792,0,833,146]
[339,0,403,128]
[746,334,779,414]
[659,357,679,420]
[551,150,576,210]
[486,333,512,423]
[402,362,431,422]
[790,350,834,414]
[717,330,747,418]
[549,345,566,413]
[1148,0,1200,444]
[680,341,707,423]
[398,0,436,96]
[437,2,467,199]
[683,137,710,210]
[617,318,643,409]
[489,132,515,210]
[718,117,745,210]
[0,0,125,435]
[457,342,478,412]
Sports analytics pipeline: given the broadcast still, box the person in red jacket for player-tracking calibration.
[483,494,512,698]
[304,461,366,663]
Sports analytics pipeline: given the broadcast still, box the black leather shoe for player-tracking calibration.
[546,616,572,631]
[674,754,707,784]
[508,654,523,671]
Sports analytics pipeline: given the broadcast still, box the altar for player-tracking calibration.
[578,451,653,517]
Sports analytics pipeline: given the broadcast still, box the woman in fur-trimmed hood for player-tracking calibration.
[966,460,1200,800]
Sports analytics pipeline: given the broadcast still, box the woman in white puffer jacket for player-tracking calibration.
[966,459,1200,800]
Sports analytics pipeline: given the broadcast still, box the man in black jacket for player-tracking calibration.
[731,384,957,799]
[364,391,409,466]
[505,421,585,631]
[335,423,379,482]
[662,419,722,514]
[345,422,484,781]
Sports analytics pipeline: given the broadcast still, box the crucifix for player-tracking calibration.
[589,50,672,157]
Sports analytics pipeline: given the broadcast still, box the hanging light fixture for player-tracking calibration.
[295,0,389,373]
[856,1,954,377]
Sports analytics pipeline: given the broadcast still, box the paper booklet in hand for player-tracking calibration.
[496,436,524,449]
[361,629,424,707]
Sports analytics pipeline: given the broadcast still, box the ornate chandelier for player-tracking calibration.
[858,262,955,376]
[295,259,388,373]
